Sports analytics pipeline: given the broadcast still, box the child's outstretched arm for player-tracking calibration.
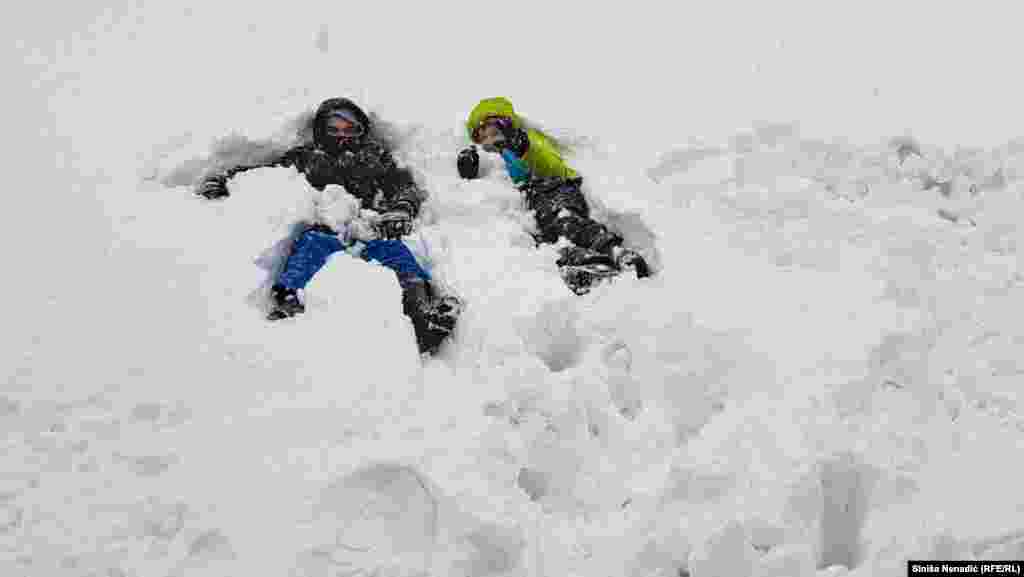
[195,145,314,199]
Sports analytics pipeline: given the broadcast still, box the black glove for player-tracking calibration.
[377,210,413,239]
[492,127,530,157]
[196,174,229,199]
[457,146,479,179]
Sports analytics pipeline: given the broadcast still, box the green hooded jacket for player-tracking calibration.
[466,97,579,180]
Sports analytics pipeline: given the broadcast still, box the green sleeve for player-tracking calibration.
[523,129,578,180]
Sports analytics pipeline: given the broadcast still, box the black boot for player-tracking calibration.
[556,246,620,295]
[403,282,463,354]
[423,295,462,334]
[416,295,464,354]
[612,247,651,279]
[267,284,305,321]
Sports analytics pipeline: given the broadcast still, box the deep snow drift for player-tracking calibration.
[5,2,1024,576]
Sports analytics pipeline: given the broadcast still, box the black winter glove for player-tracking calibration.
[196,174,229,199]
[492,127,530,157]
[457,146,480,179]
[377,211,414,239]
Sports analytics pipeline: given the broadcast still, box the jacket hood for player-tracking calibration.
[466,97,523,140]
[313,97,372,150]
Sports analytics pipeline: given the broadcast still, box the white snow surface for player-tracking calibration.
[5,2,1024,576]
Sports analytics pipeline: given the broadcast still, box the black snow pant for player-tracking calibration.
[524,177,622,254]
[400,277,432,331]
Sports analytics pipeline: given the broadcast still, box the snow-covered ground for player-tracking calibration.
[5,2,1023,576]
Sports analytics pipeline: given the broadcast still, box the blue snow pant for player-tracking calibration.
[276,224,431,291]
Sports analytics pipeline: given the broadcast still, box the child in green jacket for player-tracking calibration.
[457,97,650,294]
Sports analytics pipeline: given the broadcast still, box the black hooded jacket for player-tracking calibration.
[212,98,422,217]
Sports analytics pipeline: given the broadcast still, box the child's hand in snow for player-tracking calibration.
[196,174,229,199]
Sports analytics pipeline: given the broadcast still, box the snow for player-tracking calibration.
[5,1,1024,576]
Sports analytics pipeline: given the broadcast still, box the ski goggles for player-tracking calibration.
[471,116,510,145]
[325,114,366,139]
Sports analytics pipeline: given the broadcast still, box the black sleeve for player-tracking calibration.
[197,145,315,199]
[380,163,423,218]
[357,143,424,218]
[217,144,312,181]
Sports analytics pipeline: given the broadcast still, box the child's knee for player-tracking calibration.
[363,240,431,282]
